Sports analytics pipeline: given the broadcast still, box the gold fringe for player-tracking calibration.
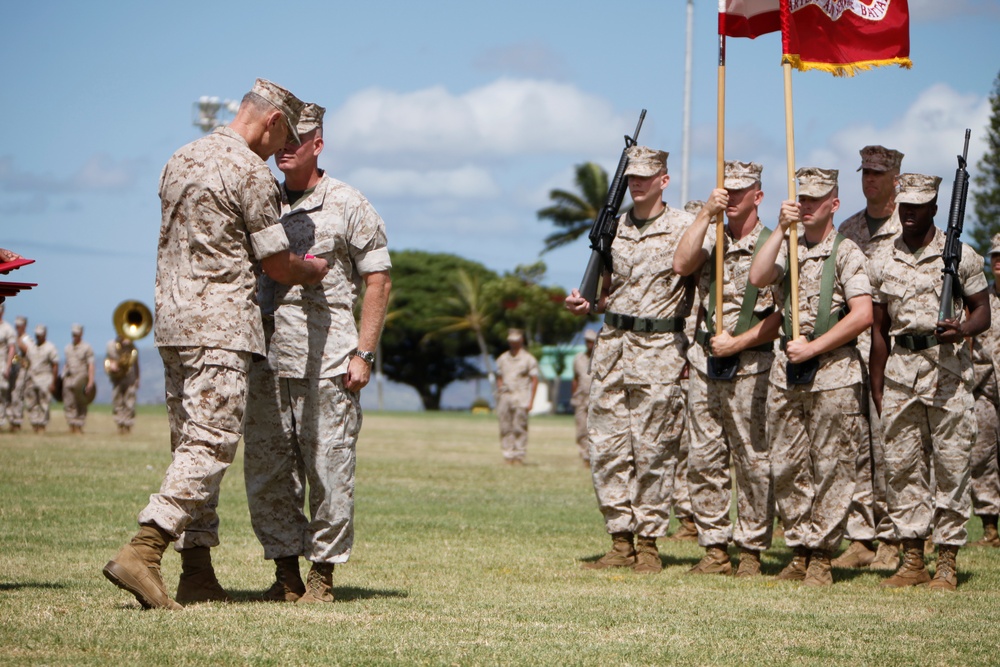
[781,54,913,77]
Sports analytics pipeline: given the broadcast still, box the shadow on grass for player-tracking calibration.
[227,587,409,603]
[577,553,700,569]
[0,581,67,591]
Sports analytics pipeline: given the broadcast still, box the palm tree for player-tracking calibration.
[426,268,497,393]
[537,162,609,252]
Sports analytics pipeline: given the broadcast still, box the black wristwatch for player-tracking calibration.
[353,349,375,365]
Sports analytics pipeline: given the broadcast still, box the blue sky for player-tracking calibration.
[3,0,999,401]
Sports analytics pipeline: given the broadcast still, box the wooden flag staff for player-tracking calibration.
[782,61,800,340]
[714,33,726,336]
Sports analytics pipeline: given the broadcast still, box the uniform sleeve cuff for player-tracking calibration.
[250,224,290,260]
[355,247,392,274]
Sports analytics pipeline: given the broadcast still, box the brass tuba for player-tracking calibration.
[105,300,152,382]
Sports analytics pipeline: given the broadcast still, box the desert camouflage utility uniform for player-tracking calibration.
[971,284,1000,520]
[142,125,291,550]
[63,339,94,429]
[245,172,390,565]
[571,348,594,464]
[22,337,58,428]
[495,348,540,463]
[0,317,14,428]
[838,207,900,545]
[686,221,776,552]
[106,337,140,430]
[765,230,870,553]
[869,230,987,545]
[588,204,695,538]
[8,327,28,428]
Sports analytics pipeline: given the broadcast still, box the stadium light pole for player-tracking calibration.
[193,96,239,133]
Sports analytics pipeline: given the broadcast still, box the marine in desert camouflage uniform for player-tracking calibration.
[495,329,540,465]
[834,145,904,571]
[62,323,95,434]
[673,161,782,578]
[105,335,140,434]
[969,235,1000,548]
[244,103,391,604]
[7,316,27,431]
[565,146,694,574]
[748,167,873,587]
[102,78,329,611]
[0,304,15,430]
[19,324,59,433]
[570,329,597,466]
[870,173,990,591]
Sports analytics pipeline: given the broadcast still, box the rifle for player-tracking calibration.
[936,129,972,331]
[578,109,646,308]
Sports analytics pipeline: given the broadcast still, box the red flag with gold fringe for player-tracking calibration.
[781,0,912,76]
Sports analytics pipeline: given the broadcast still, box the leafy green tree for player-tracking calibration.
[482,261,582,348]
[968,69,1000,268]
[426,268,498,392]
[380,251,498,410]
[537,162,608,252]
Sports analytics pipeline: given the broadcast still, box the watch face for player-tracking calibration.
[356,350,375,363]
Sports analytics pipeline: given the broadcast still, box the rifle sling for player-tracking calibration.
[705,226,772,338]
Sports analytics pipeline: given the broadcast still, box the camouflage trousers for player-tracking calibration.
[111,378,139,428]
[671,375,692,522]
[687,369,773,551]
[62,372,89,428]
[971,393,1000,517]
[496,394,528,462]
[0,365,9,427]
[588,366,685,538]
[138,346,249,550]
[769,383,863,552]
[244,364,360,564]
[7,367,25,426]
[882,378,975,546]
[844,387,894,542]
[24,381,51,427]
[573,402,590,464]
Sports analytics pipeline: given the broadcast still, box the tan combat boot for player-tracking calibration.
[869,540,900,571]
[633,536,663,574]
[831,540,876,568]
[581,532,636,570]
[735,549,762,578]
[803,549,833,587]
[297,562,335,604]
[175,546,232,605]
[971,516,1000,547]
[879,539,931,588]
[928,545,959,591]
[263,556,306,602]
[102,523,182,610]
[686,545,732,575]
[776,547,810,581]
[668,516,698,542]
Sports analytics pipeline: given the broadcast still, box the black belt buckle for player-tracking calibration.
[707,354,739,381]
[786,358,819,385]
[619,314,635,330]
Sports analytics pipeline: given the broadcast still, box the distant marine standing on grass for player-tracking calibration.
[494,328,539,466]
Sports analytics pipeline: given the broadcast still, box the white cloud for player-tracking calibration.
[326,78,628,162]
[345,165,501,201]
[816,83,990,178]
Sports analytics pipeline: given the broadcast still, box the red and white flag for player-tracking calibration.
[719,0,781,38]
[781,0,913,76]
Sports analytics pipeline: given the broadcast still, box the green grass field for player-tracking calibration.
[2,406,999,666]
